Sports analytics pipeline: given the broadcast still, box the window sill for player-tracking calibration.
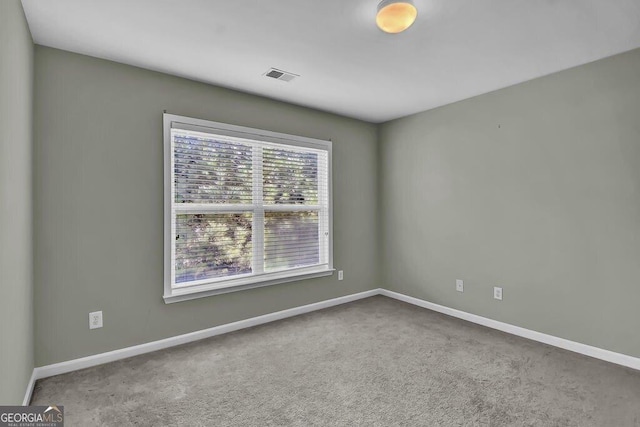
[163,268,335,304]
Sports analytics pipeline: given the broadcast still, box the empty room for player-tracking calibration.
[2,0,640,425]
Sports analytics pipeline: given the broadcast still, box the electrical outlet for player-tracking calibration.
[338,270,344,281]
[493,287,503,301]
[456,279,464,293]
[89,311,103,329]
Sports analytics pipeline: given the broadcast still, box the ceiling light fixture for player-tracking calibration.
[376,0,418,34]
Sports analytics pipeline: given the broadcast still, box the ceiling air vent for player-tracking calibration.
[264,68,298,82]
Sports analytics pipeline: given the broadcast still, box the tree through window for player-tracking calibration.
[164,114,332,302]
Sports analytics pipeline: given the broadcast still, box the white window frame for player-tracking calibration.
[163,113,334,303]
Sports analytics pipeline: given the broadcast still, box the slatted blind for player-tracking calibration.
[169,124,330,290]
[173,136,253,204]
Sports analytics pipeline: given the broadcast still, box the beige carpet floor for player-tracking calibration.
[31,296,640,426]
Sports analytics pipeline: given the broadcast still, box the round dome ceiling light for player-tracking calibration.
[376,0,418,34]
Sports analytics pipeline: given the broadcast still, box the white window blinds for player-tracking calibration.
[164,114,332,303]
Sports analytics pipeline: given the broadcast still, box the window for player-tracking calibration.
[163,114,333,303]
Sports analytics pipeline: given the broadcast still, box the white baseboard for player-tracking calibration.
[24,287,640,405]
[22,370,37,405]
[26,289,379,401]
[379,289,640,371]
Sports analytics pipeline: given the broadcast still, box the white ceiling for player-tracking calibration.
[21,0,640,123]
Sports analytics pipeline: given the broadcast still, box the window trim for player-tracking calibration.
[163,113,334,304]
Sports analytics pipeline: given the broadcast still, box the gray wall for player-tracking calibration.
[0,0,34,404]
[29,33,640,368]
[379,48,640,358]
[33,46,379,366]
